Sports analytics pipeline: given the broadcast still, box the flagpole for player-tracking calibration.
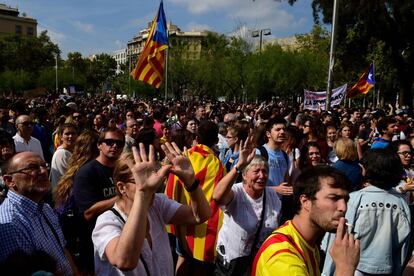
[326,0,339,111]
[372,60,375,108]
[164,47,168,103]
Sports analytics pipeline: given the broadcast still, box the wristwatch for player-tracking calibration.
[234,166,242,174]
[186,179,200,192]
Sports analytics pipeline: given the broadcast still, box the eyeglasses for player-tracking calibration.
[398,151,412,157]
[102,139,125,148]
[19,121,33,127]
[73,115,82,120]
[8,163,49,175]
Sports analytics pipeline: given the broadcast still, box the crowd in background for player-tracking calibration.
[0,93,414,275]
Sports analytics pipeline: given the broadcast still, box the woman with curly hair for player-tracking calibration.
[54,130,99,271]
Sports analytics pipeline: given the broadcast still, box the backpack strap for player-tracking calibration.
[258,145,269,161]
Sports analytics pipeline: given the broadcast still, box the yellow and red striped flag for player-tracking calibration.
[347,63,375,98]
[131,1,168,89]
[165,144,225,263]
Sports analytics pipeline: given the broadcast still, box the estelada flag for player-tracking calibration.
[165,144,225,263]
[131,1,168,88]
[347,63,375,98]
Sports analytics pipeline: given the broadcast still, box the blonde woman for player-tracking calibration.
[332,137,362,191]
[92,143,211,275]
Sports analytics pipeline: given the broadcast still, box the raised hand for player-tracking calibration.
[236,135,255,170]
[129,143,171,194]
[330,217,360,276]
[161,142,195,188]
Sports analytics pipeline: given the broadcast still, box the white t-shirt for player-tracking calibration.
[216,183,281,263]
[92,194,181,276]
[50,146,71,189]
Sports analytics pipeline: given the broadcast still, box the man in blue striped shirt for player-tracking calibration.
[0,152,76,275]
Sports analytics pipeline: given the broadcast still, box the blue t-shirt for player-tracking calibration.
[371,137,390,149]
[256,144,289,187]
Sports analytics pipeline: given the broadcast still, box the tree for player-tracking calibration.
[295,0,414,107]
[85,54,117,94]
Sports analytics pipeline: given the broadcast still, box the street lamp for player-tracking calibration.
[252,28,271,53]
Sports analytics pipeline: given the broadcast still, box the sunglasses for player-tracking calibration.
[102,139,125,148]
[19,121,33,127]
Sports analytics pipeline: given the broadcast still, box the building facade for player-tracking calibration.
[127,22,211,67]
[0,4,37,37]
[112,48,127,65]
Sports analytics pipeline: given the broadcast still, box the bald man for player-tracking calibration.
[0,152,76,275]
[13,115,44,160]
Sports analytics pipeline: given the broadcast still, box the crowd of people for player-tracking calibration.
[0,93,413,275]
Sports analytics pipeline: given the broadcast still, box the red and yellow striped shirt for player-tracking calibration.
[252,220,320,276]
[165,144,225,263]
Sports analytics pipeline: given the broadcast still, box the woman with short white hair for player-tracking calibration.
[213,139,282,276]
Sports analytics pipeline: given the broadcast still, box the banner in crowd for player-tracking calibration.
[130,1,168,89]
[304,84,348,110]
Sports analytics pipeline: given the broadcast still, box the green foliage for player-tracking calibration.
[299,0,414,106]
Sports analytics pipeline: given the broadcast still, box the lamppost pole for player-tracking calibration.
[55,54,58,93]
[252,28,271,53]
[326,0,339,111]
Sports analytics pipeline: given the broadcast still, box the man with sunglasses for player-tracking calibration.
[13,115,44,161]
[0,152,76,275]
[72,127,124,273]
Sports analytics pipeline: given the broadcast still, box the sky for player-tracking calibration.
[4,0,317,59]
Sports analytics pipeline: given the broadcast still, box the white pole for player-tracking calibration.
[55,54,58,93]
[326,0,339,111]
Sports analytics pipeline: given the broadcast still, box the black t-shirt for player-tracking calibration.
[73,159,116,214]
[72,159,116,272]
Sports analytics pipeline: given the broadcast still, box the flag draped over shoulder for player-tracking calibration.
[347,63,375,98]
[131,1,168,89]
[165,144,225,263]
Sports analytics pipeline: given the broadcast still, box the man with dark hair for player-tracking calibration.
[252,166,359,276]
[371,116,398,149]
[255,117,291,196]
[0,152,77,275]
[193,105,207,125]
[165,120,225,276]
[72,127,123,273]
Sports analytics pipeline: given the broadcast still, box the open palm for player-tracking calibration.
[161,142,195,188]
[130,144,171,193]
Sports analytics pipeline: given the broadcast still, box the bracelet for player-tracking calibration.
[186,179,200,193]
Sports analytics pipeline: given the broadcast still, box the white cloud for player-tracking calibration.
[186,22,212,32]
[169,0,236,14]
[73,20,94,33]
